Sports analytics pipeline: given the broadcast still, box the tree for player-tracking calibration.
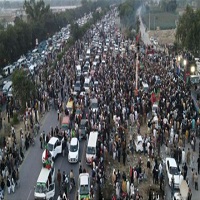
[12,69,36,112]
[24,0,51,23]
[175,5,200,53]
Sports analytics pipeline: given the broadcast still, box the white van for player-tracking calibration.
[76,65,81,76]
[34,165,55,200]
[86,131,98,165]
[3,81,12,95]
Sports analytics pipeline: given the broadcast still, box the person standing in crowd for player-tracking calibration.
[40,133,43,149]
[7,176,11,194]
[171,175,175,198]
[197,155,200,174]
[182,148,186,164]
[183,163,188,180]
[147,158,151,176]
[188,188,192,200]
[186,148,191,166]
[194,172,198,191]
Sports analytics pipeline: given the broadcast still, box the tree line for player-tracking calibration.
[0,0,111,68]
[175,5,200,55]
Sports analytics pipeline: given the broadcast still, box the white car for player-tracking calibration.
[166,157,180,188]
[78,173,91,200]
[134,135,143,152]
[68,137,79,163]
[42,137,64,163]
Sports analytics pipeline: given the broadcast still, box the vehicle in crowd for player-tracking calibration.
[61,116,70,132]
[84,78,90,93]
[3,81,12,95]
[173,180,189,200]
[79,119,89,140]
[86,48,91,60]
[134,135,143,153]
[86,131,98,165]
[166,157,180,189]
[77,173,91,200]
[3,65,15,77]
[66,100,74,117]
[34,164,55,200]
[68,137,79,163]
[42,136,64,163]
[142,82,149,93]
[74,80,82,93]
[90,98,98,113]
[76,65,82,76]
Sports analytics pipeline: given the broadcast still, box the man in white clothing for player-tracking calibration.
[182,148,185,164]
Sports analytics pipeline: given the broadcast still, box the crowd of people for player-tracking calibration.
[1,5,200,200]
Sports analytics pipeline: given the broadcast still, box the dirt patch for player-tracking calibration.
[149,29,176,45]
[102,124,164,199]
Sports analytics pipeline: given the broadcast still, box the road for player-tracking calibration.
[7,109,88,200]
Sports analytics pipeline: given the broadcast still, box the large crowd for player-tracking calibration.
[0,6,199,200]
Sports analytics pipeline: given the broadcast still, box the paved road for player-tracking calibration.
[7,109,88,200]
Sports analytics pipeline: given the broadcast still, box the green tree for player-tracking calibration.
[24,0,51,23]
[12,69,36,112]
[175,5,200,53]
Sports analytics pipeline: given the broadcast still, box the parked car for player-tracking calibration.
[68,137,79,163]
[166,157,180,188]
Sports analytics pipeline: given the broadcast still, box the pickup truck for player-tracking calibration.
[42,136,65,163]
